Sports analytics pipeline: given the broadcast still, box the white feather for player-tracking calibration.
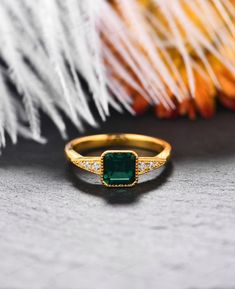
[0,0,235,149]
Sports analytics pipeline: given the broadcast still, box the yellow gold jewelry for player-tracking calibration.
[65,134,172,187]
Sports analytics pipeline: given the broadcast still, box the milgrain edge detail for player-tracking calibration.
[100,150,139,188]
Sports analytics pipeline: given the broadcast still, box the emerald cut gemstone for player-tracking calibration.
[102,152,137,186]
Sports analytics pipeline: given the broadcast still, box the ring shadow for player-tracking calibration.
[66,161,173,205]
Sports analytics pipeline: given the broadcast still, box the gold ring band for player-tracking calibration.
[65,134,172,187]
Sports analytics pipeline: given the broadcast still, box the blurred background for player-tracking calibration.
[0,1,235,289]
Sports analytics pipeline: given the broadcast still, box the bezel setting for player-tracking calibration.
[101,150,139,187]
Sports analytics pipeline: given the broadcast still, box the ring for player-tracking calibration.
[65,134,172,187]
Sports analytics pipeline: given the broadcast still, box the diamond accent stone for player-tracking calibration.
[92,162,100,172]
[149,161,154,170]
[84,162,91,170]
[138,162,146,172]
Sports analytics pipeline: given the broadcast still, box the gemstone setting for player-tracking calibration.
[101,151,138,187]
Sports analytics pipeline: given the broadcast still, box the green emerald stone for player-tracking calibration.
[103,152,136,186]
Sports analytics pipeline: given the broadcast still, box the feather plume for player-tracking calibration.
[0,0,235,150]
[103,0,235,118]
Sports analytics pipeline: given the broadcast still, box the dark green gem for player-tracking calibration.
[103,152,136,186]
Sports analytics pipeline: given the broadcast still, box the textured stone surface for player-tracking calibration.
[0,111,235,289]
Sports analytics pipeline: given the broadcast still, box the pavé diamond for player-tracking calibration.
[149,161,154,170]
[92,162,100,171]
[139,162,146,172]
[85,162,91,170]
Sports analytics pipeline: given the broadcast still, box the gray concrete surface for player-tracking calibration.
[0,111,235,289]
